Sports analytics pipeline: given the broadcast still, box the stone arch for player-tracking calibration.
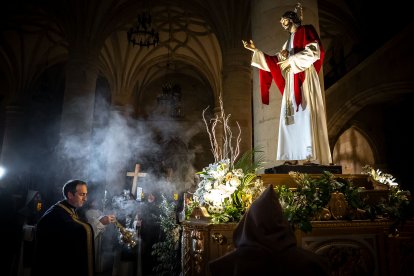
[333,125,375,174]
[328,81,414,147]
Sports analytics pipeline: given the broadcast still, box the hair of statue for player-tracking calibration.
[281,2,303,25]
[294,2,303,21]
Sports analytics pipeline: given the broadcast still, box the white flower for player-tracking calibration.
[233,168,244,178]
[213,180,220,189]
[362,165,399,187]
[228,177,241,187]
[208,204,224,214]
[205,189,225,204]
[220,183,237,196]
[205,182,212,191]
[386,178,398,186]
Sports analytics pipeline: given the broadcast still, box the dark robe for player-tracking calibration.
[209,185,330,276]
[0,185,22,276]
[32,200,95,276]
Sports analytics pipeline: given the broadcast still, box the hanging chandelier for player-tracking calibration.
[156,81,183,118]
[127,11,159,48]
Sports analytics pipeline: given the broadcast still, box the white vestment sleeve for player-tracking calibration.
[251,49,271,71]
[289,42,320,74]
[85,209,106,239]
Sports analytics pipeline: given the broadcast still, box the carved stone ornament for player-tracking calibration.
[314,207,332,221]
[327,192,348,220]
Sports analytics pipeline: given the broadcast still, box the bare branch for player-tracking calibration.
[201,94,242,166]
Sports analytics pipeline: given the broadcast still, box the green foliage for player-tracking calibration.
[275,172,348,232]
[377,187,414,223]
[234,146,265,174]
[151,195,181,276]
[274,171,413,233]
[184,200,197,220]
[210,199,244,223]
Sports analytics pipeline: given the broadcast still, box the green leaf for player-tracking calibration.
[234,146,265,173]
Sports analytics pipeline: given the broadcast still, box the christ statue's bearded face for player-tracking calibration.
[280,17,291,31]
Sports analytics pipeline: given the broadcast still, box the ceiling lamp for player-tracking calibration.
[127,11,159,48]
[157,81,183,119]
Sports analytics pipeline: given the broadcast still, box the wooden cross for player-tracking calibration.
[126,164,147,199]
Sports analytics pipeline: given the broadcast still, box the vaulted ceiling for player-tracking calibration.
[1,0,412,100]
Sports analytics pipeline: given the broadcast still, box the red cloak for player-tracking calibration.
[259,25,324,108]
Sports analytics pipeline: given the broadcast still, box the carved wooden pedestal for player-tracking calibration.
[296,220,414,276]
[181,219,414,276]
[181,220,237,276]
[181,174,414,275]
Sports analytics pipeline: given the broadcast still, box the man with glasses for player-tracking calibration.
[32,179,95,276]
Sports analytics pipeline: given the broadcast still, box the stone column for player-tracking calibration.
[222,47,253,157]
[251,0,320,168]
[57,51,99,183]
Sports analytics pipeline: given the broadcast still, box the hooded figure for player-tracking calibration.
[209,185,330,275]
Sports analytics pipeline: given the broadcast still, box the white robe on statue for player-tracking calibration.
[251,30,332,165]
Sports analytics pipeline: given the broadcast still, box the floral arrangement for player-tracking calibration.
[190,96,265,223]
[275,168,413,233]
[193,152,265,223]
[361,164,398,187]
[361,165,412,225]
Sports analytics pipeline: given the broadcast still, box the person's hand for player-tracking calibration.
[242,39,256,52]
[99,214,116,225]
[280,49,289,59]
[277,59,291,72]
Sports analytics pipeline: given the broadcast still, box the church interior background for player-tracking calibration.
[1,0,413,275]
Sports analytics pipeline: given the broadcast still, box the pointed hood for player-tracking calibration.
[209,185,330,276]
[233,184,296,252]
